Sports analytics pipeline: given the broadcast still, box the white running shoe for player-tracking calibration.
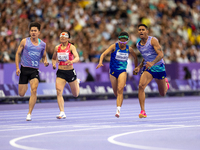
[77,78,81,84]
[26,114,32,121]
[56,112,66,119]
[115,110,120,118]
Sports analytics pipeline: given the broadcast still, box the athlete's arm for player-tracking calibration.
[138,58,145,69]
[133,58,144,74]
[129,47,138,68]
[42,46,49,67]
[96,44,115,69]
[151,37,164,65]
[15,39,25,76]
[66,44,79,65]
[52,46,58,69]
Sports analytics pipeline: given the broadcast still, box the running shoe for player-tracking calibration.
[115,110,120,118]
[77,78,81,84]
[56,112,66,119]
[26,114,32,121]
[165,78,170,90]
[139,110,147,118]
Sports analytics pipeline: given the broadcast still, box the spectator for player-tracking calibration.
[0,0,199,65]
[187,47,197,62]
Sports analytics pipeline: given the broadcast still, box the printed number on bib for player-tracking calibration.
[58,53,69,61]
[115,51,129,61]
[32,61,38,67]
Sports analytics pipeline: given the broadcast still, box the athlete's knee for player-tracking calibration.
[139,83,146,91]
[31,88,37,95]
[117,86,124,94]
[56,88,63,96]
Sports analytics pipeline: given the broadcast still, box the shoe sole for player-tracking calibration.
[56,116,66,119]
[139,114,147,118]
[26,119,32,121]
[115,114,120,118]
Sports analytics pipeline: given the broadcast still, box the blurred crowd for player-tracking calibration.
[0,0,200,64]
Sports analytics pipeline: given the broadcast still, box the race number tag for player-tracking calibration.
[115,51,128,61]
[57,52,69,61]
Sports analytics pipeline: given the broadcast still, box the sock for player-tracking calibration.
[117,106,121,112]
[60,111,65,114]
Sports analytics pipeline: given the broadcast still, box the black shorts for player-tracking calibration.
[56,69,77,82]
[19,65,39,84]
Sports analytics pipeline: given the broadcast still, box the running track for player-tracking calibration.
[0,96,200,150]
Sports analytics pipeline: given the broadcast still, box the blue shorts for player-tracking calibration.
[109,69,126,79]
[141,63,166,79]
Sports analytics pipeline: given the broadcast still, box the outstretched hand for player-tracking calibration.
[96,63,103,69]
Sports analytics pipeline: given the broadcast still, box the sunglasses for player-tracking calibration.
[60,33,69,38]
[119,40,128,44]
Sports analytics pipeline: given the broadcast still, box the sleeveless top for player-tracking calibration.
[57,43,73,66]
[110,43,130,71]
[136,36,164,66]
[21,37,46,69]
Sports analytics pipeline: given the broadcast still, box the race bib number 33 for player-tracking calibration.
[115,51,128,61]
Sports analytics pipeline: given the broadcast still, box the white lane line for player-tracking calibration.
[10,124,200,150]
[1,114,200,125]
[3,117,199,132]
[9,126,111,150]
[9,124,184,150]
[2,123,186,132]
[1,104,200,115]
[108,125,200,150]
[1,110,200,120]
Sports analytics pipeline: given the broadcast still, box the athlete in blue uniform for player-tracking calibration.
[96,32,138,118]
[134,24,170,118]
[15,22,49,121]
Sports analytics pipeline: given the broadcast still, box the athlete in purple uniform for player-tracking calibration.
[133,24,170,118]
[15,22,49,121]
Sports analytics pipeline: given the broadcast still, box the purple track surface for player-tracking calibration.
[0,96,200,150]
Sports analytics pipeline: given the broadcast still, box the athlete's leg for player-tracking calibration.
[138,71,153,111]
[155,78,168,96]
[68,79,79,97]
[56,77,67,112]
[28,78,39,114]
[109,74,118,97]
[116,72,127,107]
[18,84,28,96]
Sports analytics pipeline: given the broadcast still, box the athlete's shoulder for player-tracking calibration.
[112,43,117,47]
[20,38,27,45]
[70,43,76,48]
[128,46,133,51]
[150,36,159,45]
